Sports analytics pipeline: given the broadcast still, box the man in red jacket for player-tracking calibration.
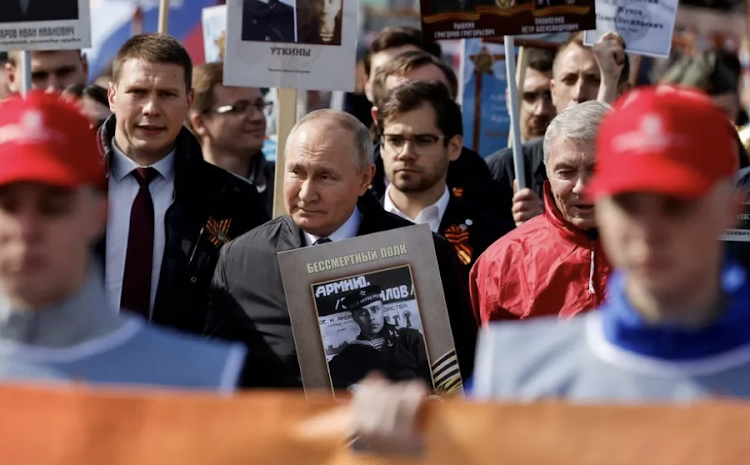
[470,100,612,324]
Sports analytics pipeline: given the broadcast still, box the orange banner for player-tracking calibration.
[2,383,750,465]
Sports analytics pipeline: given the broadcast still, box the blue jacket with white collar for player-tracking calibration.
[471,262,750,401]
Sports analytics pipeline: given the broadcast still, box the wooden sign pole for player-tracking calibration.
[504,36,527,189]
[158,0,171,34]
[272,88,299,218]
[506,46,528,148]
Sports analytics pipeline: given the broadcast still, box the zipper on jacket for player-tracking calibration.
[588,242,595,294]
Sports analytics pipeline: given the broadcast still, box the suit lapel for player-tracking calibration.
[438,195,460,233]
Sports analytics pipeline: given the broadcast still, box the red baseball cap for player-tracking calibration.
[587,85,738,200]
[0,91,104,189]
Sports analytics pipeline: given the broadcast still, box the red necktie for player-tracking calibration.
[120,167,158,319]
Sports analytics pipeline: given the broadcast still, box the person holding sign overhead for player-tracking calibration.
[0,92,245,390]
[204,109,477,389]
[0,0,79,23]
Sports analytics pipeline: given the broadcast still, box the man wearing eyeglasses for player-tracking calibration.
[189,63,274,216]
[377,81,512,272]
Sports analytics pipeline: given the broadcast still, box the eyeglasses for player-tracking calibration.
[380,133,448,154]
[210,100,273,116]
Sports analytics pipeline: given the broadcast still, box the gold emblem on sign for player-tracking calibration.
[470,47,495,75]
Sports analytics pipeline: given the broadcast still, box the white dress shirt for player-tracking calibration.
[384,185,450,233]
[105,142,176,316]
[303,206,361,247]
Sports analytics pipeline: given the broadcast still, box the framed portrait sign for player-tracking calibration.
[278,224,463,399]
[223,0,358,91]
[0,0,91,51]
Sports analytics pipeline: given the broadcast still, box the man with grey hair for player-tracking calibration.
[470,101,612,323]
[204,109,477,388]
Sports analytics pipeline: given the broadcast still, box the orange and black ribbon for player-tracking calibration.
[205,217,232,247]
[452,186,464,199]
[444,224,473,265]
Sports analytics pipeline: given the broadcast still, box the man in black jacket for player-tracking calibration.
[204,109,477,388]
[369,50,509,222]
[1,0,78,23]
[97,33,269,334]
[377,81,511,271]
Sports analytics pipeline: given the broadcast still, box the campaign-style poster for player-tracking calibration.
[418,0,595,42]
[460,39,512,157]
[223,0,359,91]
[202,4,227,64]
[0,0,91,51]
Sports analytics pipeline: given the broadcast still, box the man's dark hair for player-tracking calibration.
[371,50,458,108]
[526,47,555,74]
[363,27,442,77]
[554,32,630,85]
[63,83,109,107]
[377,80,463,145]
[112,33,192,91]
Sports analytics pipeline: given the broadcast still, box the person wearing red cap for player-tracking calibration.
[341,85,750,454]
[0,92,246,390]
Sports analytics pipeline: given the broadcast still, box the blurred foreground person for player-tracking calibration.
[347,86,749,454]
[0,93,245,390]
[471,101,611,323]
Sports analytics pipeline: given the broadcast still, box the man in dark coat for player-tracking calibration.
[328,285,432,389]
[204,109,477,388]
[369,50,508,222]
[377,81,512,271]
[241,0,295,43]
[1,0,78,23]
[97,34,269,334]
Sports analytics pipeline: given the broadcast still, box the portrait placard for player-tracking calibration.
[418,0,595,42]
[278,224,462,399]
[202,4,227,63]
[223,0,358,91]
[0,0,91,51]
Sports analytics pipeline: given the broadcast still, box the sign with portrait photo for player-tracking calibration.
[223,0,359,91]
[418,0,595,42]
[278,224,463,399]
[202,4,227,64]
[583,0,678,58]
[0,0,91,51]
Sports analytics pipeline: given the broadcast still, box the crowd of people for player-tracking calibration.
[0,22,750,454]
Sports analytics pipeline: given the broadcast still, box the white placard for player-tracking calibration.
[202,4,227,64]
[0,0,91,52]
[583,0,678,58]
[223,0,358,92]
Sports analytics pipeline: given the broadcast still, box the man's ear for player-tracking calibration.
[5,62,18,93]
[186,88,195,110]
[359,163,376,195]
[107,83,117,112]
[189,111,208,138]
[447,135,463,162]
[370,106,378,129]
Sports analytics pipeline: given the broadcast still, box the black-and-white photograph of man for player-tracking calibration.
[312,267,432,393]
[241,0,296,43]
[1,0,79,23]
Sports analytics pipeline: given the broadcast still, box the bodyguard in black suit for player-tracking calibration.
[1,0,79,23]
[204,110,477,388]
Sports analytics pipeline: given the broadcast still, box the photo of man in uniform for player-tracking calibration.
[1,0,79,23]
[327,285,432,389]
[241,0,296,43]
